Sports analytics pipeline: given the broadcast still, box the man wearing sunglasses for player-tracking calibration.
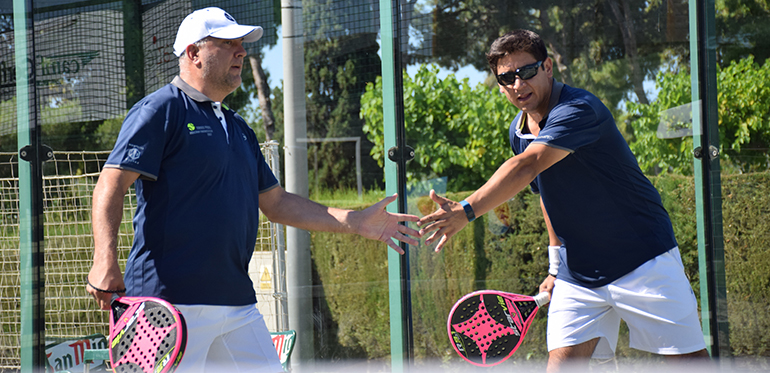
[418,30,709,371]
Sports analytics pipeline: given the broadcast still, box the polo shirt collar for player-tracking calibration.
[172,76,214,103]
[514,78,564,140]
[545,78,564,116]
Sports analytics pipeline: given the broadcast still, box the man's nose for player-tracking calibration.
[512,76,527,90]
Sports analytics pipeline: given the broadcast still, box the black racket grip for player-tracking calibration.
[110,294,130,323]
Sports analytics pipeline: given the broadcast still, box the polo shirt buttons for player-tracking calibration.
[212,102,229,140]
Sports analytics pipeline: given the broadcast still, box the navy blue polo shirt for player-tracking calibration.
[105,76,278,305]
[510,81,677,288]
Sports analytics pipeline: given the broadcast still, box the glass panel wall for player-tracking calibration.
[713,1,770,370]
[1,0,768,371]
[401,1,700,370]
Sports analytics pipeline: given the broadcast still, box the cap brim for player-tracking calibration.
[210,25,264,43]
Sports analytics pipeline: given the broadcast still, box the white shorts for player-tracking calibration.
[547,247,707,359]
[173,304,283,373]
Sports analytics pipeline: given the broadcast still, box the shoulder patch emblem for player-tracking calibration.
[124,144,144,164]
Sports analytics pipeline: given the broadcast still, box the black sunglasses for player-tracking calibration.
[496,60,544,86]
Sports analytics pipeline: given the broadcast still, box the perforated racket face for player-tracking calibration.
[447,291,539,367]
[110,298,187,373]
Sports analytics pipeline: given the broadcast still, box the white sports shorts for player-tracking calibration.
[546,247,707,359]
[173,304,284,373]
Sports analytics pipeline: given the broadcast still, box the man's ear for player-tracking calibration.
[185,44,201,65]
[544,57,554,79]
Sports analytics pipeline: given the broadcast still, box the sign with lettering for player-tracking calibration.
[0,2,188,136]
[45,334,108,372]
[270,330,296,369]
[0,51,100,89]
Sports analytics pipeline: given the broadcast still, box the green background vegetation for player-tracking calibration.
[2,0,769,369]
[362,56,770,192]
[309,172,770,364]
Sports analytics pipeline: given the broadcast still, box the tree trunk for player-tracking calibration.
[248,54,276,141]
[539,11,573,86]
[609,0,649,105]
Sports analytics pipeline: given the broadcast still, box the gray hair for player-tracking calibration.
[178,37,212,64]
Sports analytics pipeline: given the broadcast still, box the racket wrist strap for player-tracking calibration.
[460,200,476,222]
[548,245,561,276]
[86,276,126,294]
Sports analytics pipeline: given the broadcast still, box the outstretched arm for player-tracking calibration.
[258,186,421,254]
[418,143,569,252]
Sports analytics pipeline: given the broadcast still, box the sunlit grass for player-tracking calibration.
[309,187,389,209]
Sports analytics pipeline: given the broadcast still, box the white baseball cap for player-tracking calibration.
[173,7,264,57]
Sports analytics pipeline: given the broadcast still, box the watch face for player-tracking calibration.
[461,201,475,222]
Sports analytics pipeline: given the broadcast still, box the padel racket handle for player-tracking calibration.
[533,292,550,307]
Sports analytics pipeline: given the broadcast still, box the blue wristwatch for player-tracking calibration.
[460,200,476,222]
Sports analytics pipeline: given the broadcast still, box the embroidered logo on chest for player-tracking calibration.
[187,123,214,136]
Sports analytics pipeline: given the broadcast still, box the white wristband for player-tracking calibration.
[548,245,561,276]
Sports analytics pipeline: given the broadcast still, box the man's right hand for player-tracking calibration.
[416,190,470,252]
[86,267,125,310]
[539,274,556,296]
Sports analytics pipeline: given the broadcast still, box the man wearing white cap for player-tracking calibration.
[87,7,421,372]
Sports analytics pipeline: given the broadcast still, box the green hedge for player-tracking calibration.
[308,172,770,363]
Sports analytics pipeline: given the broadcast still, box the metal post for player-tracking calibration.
[380,0,413,370]
[267,141,289,332]
[14,0,46,370]
[282,0,314,368]
[689,0,730,361]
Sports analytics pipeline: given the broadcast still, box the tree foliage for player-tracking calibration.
[362,56,770,189]
[625,64,694,175]
[242,0,385,192]
[716,0,770,64]
[361,64,518,191]
[717,56,770,171]
[302,32,383,191]
[410,0,690,110]
[627,55,770,175]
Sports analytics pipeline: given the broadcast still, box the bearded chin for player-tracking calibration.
[201,66,241,96]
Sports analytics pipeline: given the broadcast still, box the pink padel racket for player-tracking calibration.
[109,296,188,373]
[447,290,550,367]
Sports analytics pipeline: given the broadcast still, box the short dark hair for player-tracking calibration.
[486,30,548,75]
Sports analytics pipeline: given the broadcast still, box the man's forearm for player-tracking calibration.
[263,189,357,234]
[91,182,126,270]
[91,169,138,272]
